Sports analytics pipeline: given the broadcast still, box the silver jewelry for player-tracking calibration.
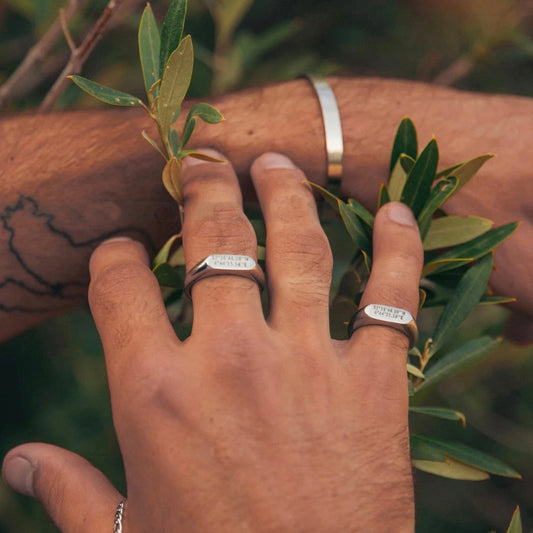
[183,254,265,299]
[306,75,344,184]
[349,304,418,349]
[114,498,126,533]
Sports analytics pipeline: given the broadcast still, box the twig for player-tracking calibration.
[0,0,86,109]
[39,0,129,112]
[60,8,77,52]
[432,54,474,86]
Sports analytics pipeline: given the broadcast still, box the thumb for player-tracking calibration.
[2,442,123,533]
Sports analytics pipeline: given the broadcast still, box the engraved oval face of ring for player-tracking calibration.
[205,254,256,271]
[364,304,413,324]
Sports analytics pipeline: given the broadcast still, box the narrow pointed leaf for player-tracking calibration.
[506,507,523,533]
[422,258,472,277]
[152,262,182,288]
[180,150,225,163]
[307,181,342,212]
[390,117,417,173]
[417,177,459,239]
[388,157,408,201]
[410,434,521,478]
[169,128,180,157]
[139,4,161,97]
[153,234,181,267]
[158,35,194,137]
[337,268,362,299]
[406,364,425,379]
[436,154,494,191]
[418,288,427,309]
[400,153,415,173]
[377,184,390,208]
[409,407,466,426]
[346,199,374,228]
[162,156,183,204]
[186,102,224,124]
[412,458,489,481]
[401,139,439,217]
[418,336,501,391]
[68,76,143,107]
[423,215,494,251]
[478,295,516,306]
[180,116,196,149]
[141,130,166,159]
[159,0,187,78]
[339,201,371,253]
[431,254,493,354]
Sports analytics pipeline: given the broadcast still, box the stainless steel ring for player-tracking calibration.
[349,304,418,349]
[183,254,265,299]
[113,498,126,533]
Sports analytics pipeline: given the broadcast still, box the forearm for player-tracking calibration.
[1,77,532,342]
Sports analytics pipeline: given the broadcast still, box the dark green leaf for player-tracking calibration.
[417,177,458,239]
[159,0,187,79]
[418,336,501,391]
[152,262,182,288]
[346,199,374,228]
[478,295,516,306]
[186,102,224,124]
[337,268,362,299]
[180,117,196,149]
[400,153,416,173]
[168,128,179,156]
[401,138,439,217]
[138,3,161,98]
[431,254,493,354]
[330,296,358,340]
[339,201,371,253]
[68,76,143,107]
[250,218,266,245]
[307,181,341,212]
[389,117,417,174]
[410,434,521,478]
[506,507,523,533]
[377,184,390,208]
[422,258,472,277]
[409,406,466,426]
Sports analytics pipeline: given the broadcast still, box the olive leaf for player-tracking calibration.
[347,199,374,228]
[168,128,180,157]
[158,35,194,138]
[152,262,183,288]
[377,183,390,208]
[388,158,408,202]
[186,102,225,124]
[409,406,466,426]
[152,234,181,267]
[389,117,417,174]
[180,150,226,162]
[417,176,458,239]
[407,364,425,379]
[68,76,143,107]
[141,130,166,160]
[138,3,161,98]
[162,156,183,204]
[412,457,489,481]
[180,117,196,150]
[422,215,494,251]
[437,153,494,191]
[159,0,187,79]
[401,138,439,217]
[506,507,523,533]
[338,201,372,254]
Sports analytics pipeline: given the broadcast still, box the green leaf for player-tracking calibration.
[159,0,187,79]
[429,222,518,265]
[437,154,494,192]
[417,177,458,239]
[330,296,358,340]
[412,458,489,481]
[478,295,516,306]
[401,138,439,217]
[141,130,166,160]
[422,215,494,251]
[418,336,501,391]
[158,35,194,138]
[377,184,390,208]
[180,151,225,163]
[68,76,143,107]
[152,262,182,288]
[347,199,374,228]
[337,268,362,299]
[399,154,415,173]
[169,128,180,157]
[180,116,196,149]
[186,102,224,124]
[506,507,523,533]
[409,407,466,426]
[421,258,472,277]
[152,234,181,267]
[388,158,408,202]
[406,363,425,379]
[138,3,161,98]
[250,218,266,245]
[339,201,371,253]
[410,434,521,479]
[431,254,493,354]
[307,181,342,212]
[389,118,417,174]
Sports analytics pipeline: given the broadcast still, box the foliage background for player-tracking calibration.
[1,0,533,531]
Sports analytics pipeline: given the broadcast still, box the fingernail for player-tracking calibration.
[181,148,225,169]
[252,152,296,173]
[98,236,134,247]
[387,202,416,227]
[3,456,35,497]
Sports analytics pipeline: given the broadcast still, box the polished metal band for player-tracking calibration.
[184,254,265,299]
[113,499,126,533]
[306,75,344,183]
[349,304,418,349]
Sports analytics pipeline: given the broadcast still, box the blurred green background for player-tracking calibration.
[1,0,533,531]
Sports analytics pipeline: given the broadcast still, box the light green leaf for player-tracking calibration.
[388,157,408,202]
[152,262,182,288]
[180,150,225,163]
[422,215,494,251]
[347,199,374,228]
[431,254,493,354]
[412,458,489,481]
[417,177,458,239]
[141,130,166,160]
[158,35,194,138]
[410,434,521,479]
[159,0,187,79]
[478,295,516,306]
[377,183,390,208]
[186,102,224,124]
[339,201,371,253]
[152,234,181,267]
[418,336,501,391]
[421,257,472,277]
[437,154,494,191]
[68,76,143,107]
[401,138,439,217]
[409,406,466,426]
[138,3,161,98]
[506,507,523,533]
[307,181,342,212]
[406,364,425,379]
[389,117,417,174]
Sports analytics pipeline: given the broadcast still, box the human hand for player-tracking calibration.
[2,151,423,532]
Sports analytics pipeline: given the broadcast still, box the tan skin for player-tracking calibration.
[3,151,422,532]
[0,77,532,342]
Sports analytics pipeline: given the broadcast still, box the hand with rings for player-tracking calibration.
[2,150,423,533]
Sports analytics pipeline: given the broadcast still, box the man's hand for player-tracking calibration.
[2,152,422,532]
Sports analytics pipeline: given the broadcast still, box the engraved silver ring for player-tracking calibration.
[184,254,265,299]
[349,304,418,349]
